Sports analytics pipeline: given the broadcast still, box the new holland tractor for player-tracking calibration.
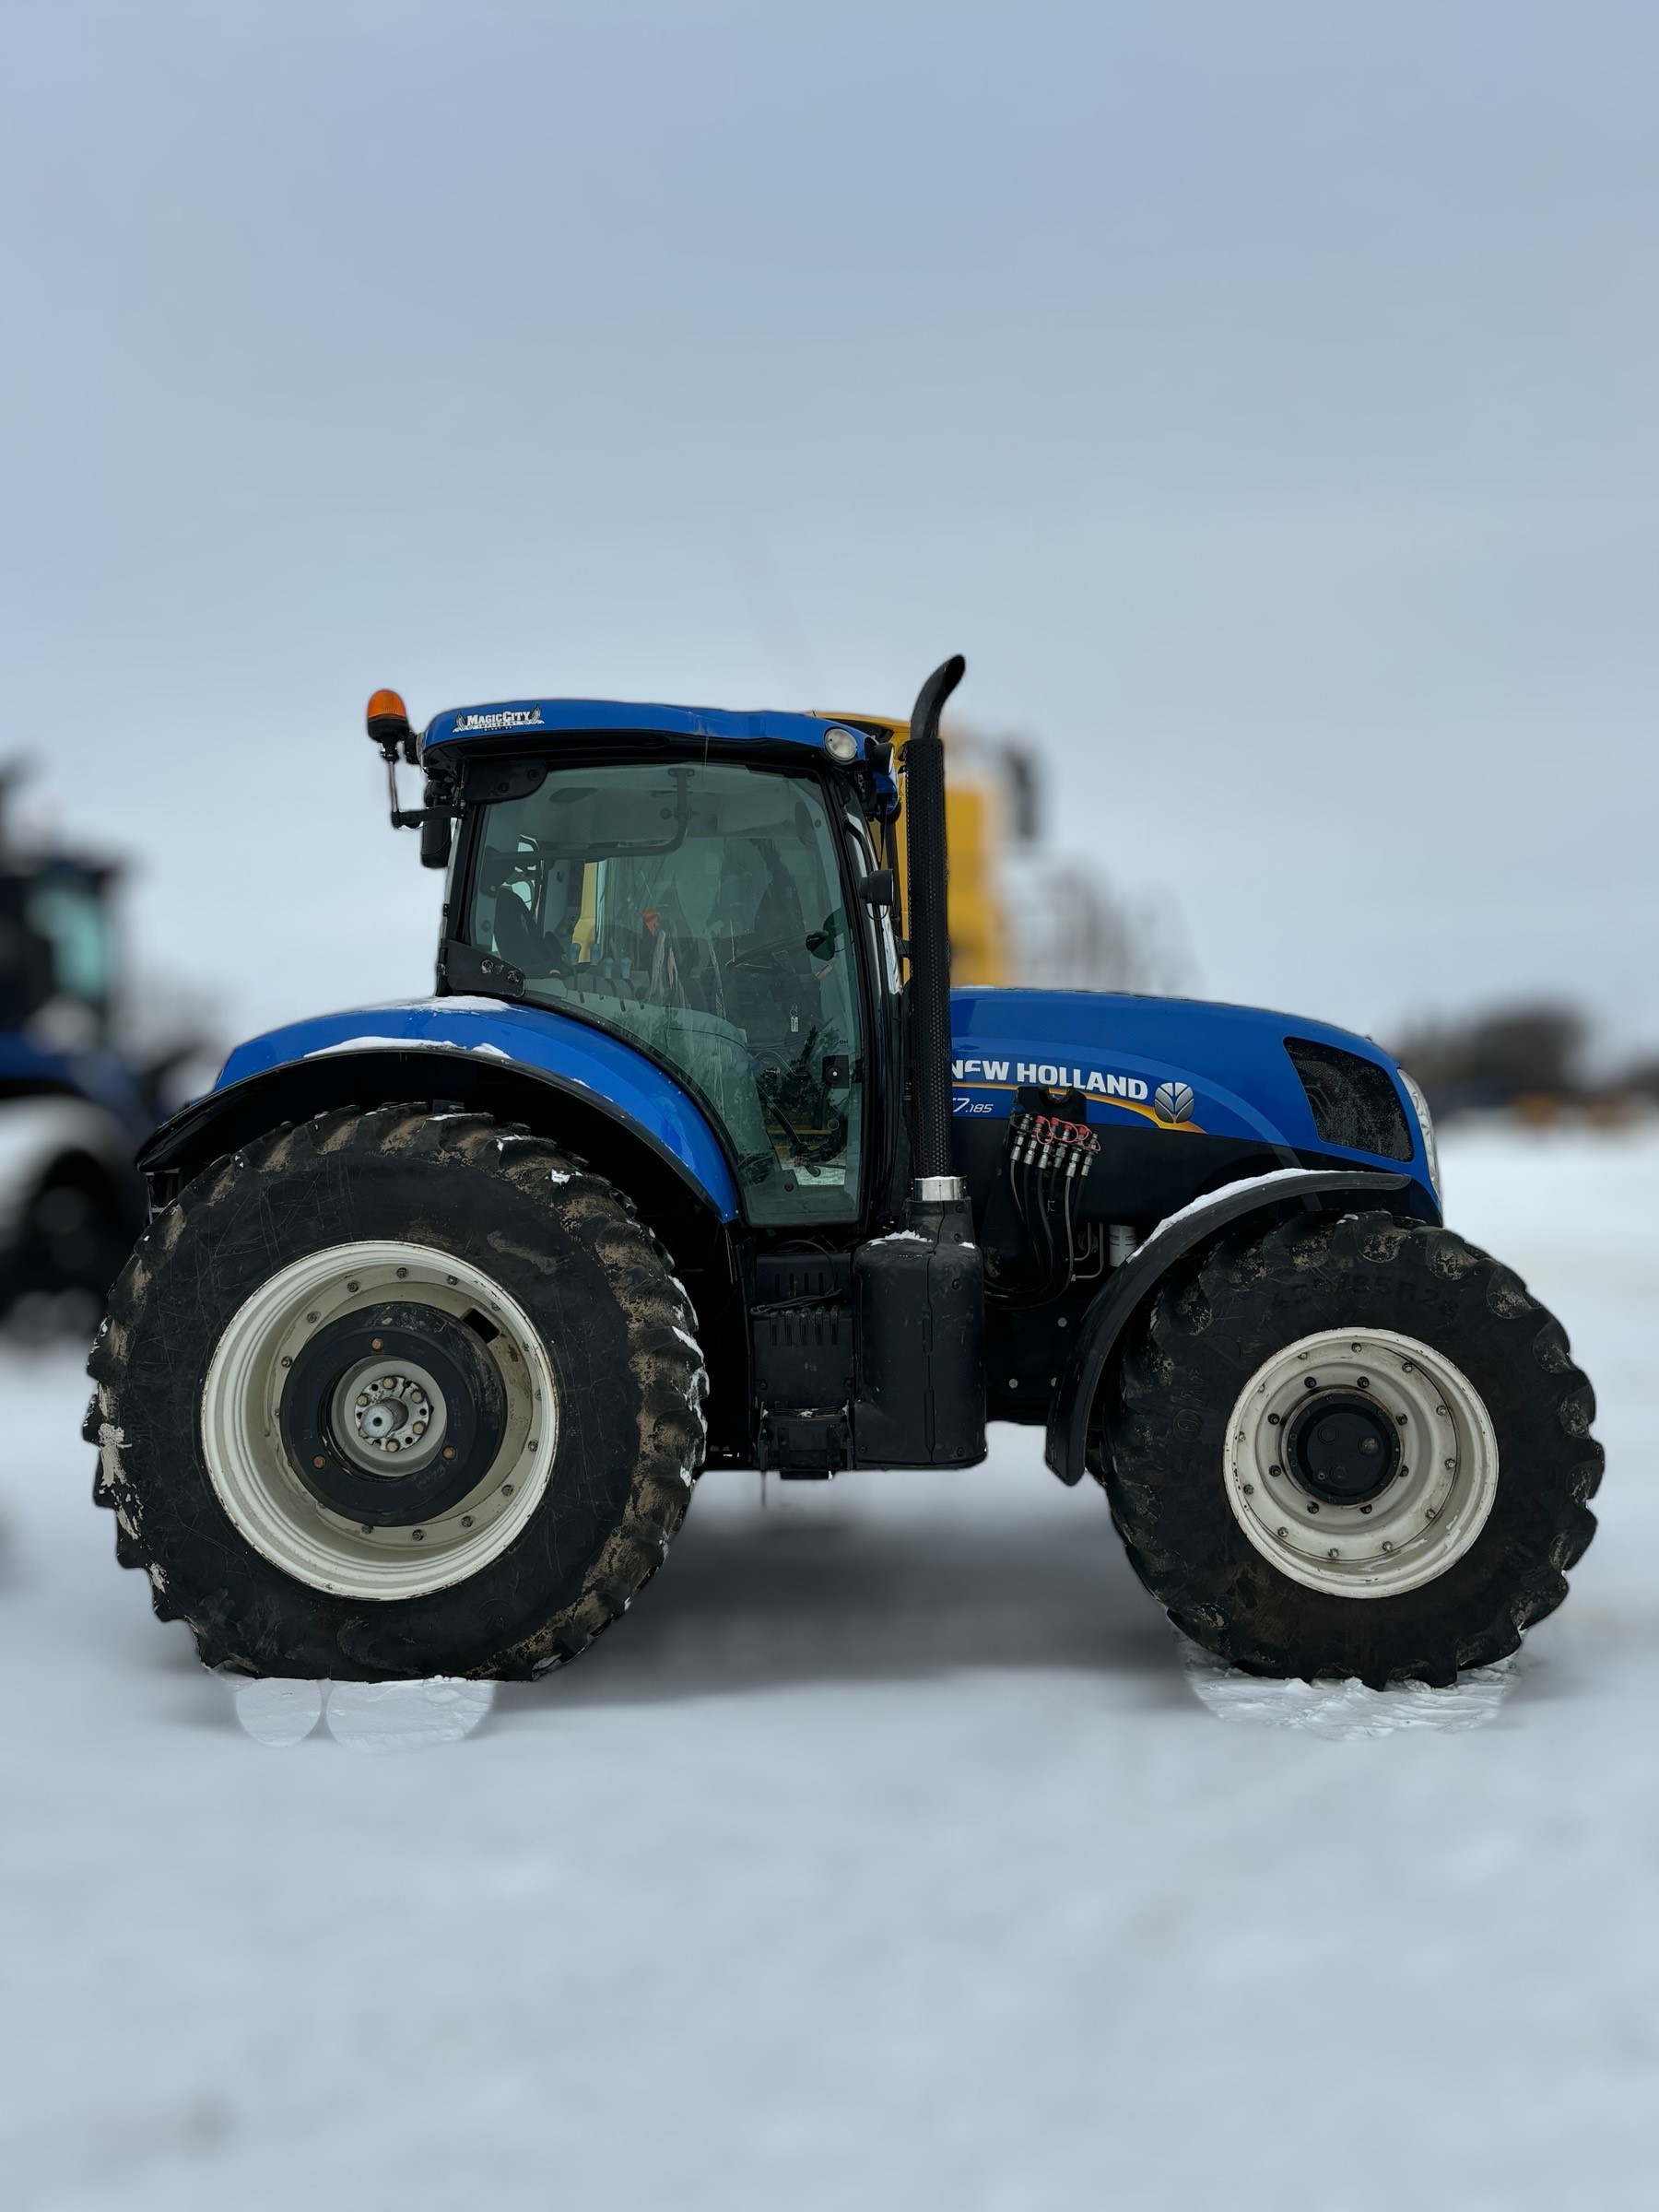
[87,660,1601,1688]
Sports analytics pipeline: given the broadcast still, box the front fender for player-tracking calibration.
[140,998,741,1221]
[1044,1168,1431,1486]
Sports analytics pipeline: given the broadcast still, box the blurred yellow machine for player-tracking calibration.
[832,714,1162,994]
[832,716,1008,985]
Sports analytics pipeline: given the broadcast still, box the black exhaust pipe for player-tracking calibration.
[903,653,965,1190]
[850,653,985,1469]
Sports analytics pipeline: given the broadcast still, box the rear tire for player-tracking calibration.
[1101,1210,1601,1688]
[86,1107,707,1680]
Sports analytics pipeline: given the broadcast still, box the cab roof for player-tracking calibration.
[421,697,900,763]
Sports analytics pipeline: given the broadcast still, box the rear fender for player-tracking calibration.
[139,1028,739,1271]
[1044,1168,1431,1486]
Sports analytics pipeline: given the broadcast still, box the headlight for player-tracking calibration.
[1397,1069,1441,1205]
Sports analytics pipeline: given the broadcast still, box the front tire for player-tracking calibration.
[1102,1210,1601,1688]
[86,1107,707,1680]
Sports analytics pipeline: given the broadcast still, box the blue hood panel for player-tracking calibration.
[218,998,742,1220]
[950,986,1434,1194]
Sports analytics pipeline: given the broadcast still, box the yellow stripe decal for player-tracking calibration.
[952,1081,1205,1135]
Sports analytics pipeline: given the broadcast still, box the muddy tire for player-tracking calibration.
[1102,1210,1601,1688]
[86,1107,707,1680]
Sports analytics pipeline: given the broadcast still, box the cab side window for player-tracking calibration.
[467,761,865,1225]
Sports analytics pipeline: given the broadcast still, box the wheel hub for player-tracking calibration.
[280,1303,504,1528]
[1284,1387,1400,1505]
[1223,1327,1500,1600]
[334,1361,447,1470]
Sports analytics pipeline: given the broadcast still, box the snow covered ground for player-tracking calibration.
[2,1123,1656,2210]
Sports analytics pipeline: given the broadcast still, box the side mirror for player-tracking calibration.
[419,812,453,870]
[857,869,897,912]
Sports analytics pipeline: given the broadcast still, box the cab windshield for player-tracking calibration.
[465,759,865,1224]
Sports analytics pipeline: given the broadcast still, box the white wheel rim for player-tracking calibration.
[201,1240,559,1601]
[1223,1327,1499,1599]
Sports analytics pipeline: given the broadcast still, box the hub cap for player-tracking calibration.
[1223,1327,1499,1599]
[337,1363,445,1467]
[202,1241,559,1601]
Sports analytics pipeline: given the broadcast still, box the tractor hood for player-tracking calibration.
[949,986,1437,1204]
[164,985,1435,1237]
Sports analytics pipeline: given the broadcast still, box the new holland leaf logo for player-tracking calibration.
[1154,1080,1195,1126]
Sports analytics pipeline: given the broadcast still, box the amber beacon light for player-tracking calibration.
[366,688,413,758]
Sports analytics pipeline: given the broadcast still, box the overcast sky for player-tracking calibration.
[4,1,1655,1062]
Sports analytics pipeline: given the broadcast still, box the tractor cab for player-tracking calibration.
[0,848,116,1053]
[397,692,920,1239]
[451,750,883,1228]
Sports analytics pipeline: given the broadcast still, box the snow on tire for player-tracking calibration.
[85,1106,707,1680]
[1102,1209,1601,1688]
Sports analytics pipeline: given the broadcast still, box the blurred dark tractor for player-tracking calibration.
[0,774,167,1335]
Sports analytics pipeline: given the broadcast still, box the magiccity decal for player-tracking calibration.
[453,708,547,735]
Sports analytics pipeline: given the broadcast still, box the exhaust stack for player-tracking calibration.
[903,653,965,1194]
[851,653,985,1469]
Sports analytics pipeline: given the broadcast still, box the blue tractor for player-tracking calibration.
[0,777,153,1330]
[88,661,1601,1688]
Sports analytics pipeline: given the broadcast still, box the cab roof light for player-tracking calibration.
[366,688,416,763]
